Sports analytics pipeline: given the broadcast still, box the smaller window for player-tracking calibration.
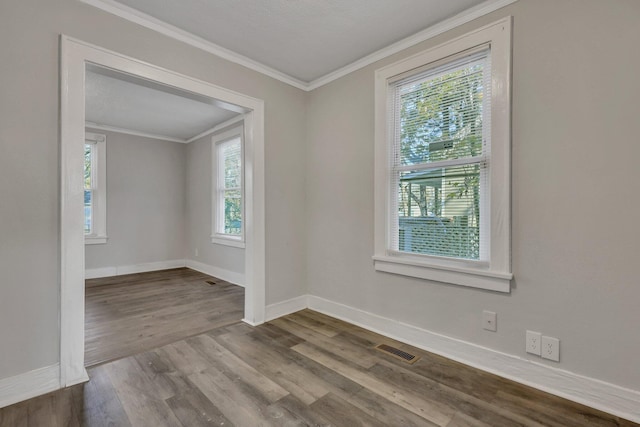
[212,125,245,248]
[85,132,107,244]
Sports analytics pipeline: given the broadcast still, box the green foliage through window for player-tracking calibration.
[219,138,242,236]
[394,50,489,260]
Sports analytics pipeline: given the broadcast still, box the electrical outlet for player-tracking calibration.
[482,310,497,332]
[526,330,542,355]
[195,248,199,257]
[541,336,560,362]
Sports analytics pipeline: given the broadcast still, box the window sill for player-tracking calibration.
[85,235,108,245]
[372,254,512,293]
[211,235,245,249]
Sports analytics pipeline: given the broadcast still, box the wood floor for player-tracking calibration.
[1,269,637,426]
[84,268,244,366]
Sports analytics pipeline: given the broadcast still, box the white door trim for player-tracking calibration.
[59,35,266,387]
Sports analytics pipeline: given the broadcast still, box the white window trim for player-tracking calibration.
[373,18,513,292]
[211,124,245,248]
[84,132,107,245]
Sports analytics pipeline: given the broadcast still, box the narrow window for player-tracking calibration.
[84,132,107,244]
[212,126,245,247]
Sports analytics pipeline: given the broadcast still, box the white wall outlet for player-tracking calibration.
[526,330,542,355]
[195,248,199,257]
[541,336,560,362]
[482,310,497,332]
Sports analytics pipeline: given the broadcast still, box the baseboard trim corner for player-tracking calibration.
[65,368,90,388]
[0,364,61,409]
[265,295,309,321]
[306,295,640,424]
[185,259,245,287]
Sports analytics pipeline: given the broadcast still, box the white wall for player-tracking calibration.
[0,0,307,380]
[84,129,186,271]
[185,131,245,275]
[305,0,640,392]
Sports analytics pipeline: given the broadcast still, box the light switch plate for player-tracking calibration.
[482,310,497,332]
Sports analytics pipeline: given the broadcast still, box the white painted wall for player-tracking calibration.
[185,131,245,276]
[84,129,186,270]
[305,0,640,392]
[0,0,306,380]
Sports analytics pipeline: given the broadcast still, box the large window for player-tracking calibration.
[84,132,107,244]
[212,125,245,247]
[373,19,512,292]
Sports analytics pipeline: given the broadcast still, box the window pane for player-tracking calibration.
[84,189,92,234]
[223,189,242,235]
[84,144,92,189]
[399,59,485,166]
[222,139,241,189]
[398,165,481,260]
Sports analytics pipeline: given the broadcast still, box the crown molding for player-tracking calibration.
[186,114,245,143]
[86,115,244,144]
[306,0,518,90]
[80,0,518,92]
[85,122,187,143]
[78,0,308,90]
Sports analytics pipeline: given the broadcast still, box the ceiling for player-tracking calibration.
[85,65,242,142]
[83,0,510,139]
[86,0,498,85]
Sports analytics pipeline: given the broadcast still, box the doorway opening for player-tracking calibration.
[60,36,266,387]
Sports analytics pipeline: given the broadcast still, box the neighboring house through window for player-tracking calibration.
[85,132,107,244]
[211,125,245,248]
[373,19,513,292]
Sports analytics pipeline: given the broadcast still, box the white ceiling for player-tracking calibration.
[85,65,242,141]
[95,0,490,83]
[83,0,510,139]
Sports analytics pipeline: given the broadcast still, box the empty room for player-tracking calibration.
[1,0,639,426]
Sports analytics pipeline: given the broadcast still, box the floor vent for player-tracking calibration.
[205,280,218,286]
[375,344,419,364]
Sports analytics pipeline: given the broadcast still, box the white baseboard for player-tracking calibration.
[85,259,186,279]
[306,295,640,424]
[265,295,309,322]
[0,364,61,409]
[185,259,245,287]
[64,368,90,388]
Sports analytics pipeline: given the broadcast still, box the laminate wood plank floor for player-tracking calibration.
[2,309,637,426]
[84,267,244,367]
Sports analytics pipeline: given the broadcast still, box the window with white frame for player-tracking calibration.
[84,132,107,244]
[373,19,512,292]
[212,125,245,248]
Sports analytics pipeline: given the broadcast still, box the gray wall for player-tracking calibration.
[0,0,307,379]
[2,0,639,398]
[185,132,245,274]
[305,0,640,391]
[84,129,186,270]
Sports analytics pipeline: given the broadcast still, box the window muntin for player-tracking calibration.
[212,125,244,246]
[390,49,490,262]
